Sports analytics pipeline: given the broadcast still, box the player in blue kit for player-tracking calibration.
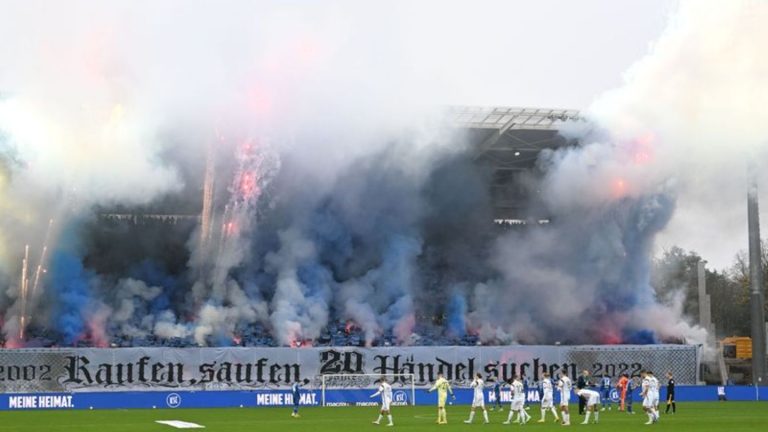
[626,376,636,414]
[491,377,504,411]
[600,375,612,411]
[291,378,310,418]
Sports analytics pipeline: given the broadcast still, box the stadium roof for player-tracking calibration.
[449,106,584,220]
[97,106,585,223]
[449,105,581,129]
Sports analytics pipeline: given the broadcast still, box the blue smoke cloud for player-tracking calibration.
[129,260,178,314]
[49,249,92,345]
[624,329,658,345]
[446,292,467,338]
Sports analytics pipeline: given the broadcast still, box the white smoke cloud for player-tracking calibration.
[266,228,332,346]
[112,278,162,322]
[590,0,768,269]
[154,311,191,340]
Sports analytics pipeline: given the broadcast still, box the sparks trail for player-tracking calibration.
[200,144,216,253]
[18,245,29,340]
[218,137,280,247]
[188,136,281,345]
[11,218,55,343]
[31,218,54,299]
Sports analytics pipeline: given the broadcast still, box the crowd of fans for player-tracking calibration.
[3,318,482,348]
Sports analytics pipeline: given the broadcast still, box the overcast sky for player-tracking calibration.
[393,0,675,109]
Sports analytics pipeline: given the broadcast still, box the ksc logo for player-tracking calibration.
[166,393,182,408]
[609,389,620,402]
[393,391,408,404]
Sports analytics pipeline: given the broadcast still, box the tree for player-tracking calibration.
[651,246,702,320]
[727,240,768,333]
[650,243,765,339]
[708,268,749,337]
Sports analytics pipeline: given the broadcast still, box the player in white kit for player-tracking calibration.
[649,371,661,413]
[575,388,601,424]
[504,374,531,424]
[641,371,660,424]
[370,377,394,426]
[537,372,560,423]
[557,371,572,426]
[464,373,490,424]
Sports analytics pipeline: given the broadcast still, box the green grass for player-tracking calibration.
[0,402,766,432]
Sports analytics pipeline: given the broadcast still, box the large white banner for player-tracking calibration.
[0,345,698,393]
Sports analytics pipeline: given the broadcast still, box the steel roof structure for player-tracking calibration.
[449,106,584,220]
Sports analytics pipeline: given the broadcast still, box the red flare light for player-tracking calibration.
[246,83,273,118]
[631,132,655,165]
[4,338,24,349]
[238,172,258,198]
[595,325,623,344]
[611,178,628,199]
[600,332,622,345]
[290,339,313,348]
[223,221,237,236]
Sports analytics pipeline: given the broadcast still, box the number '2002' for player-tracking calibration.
[0,364,52,381]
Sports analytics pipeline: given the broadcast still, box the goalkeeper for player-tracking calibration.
[428,372,455,424]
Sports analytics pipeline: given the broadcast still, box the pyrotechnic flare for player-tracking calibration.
[216,137,278,254]
[31,218,54,300]
[217,203,232,257]
[190,136,280,345]
[200,145,215,252]
[19,244,29,340]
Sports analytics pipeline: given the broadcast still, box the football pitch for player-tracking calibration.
[1,402,765,432]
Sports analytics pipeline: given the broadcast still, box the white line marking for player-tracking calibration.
[155,420,206,429]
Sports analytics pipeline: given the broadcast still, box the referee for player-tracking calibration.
[576,370,590,415]
[665,371,676,414]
